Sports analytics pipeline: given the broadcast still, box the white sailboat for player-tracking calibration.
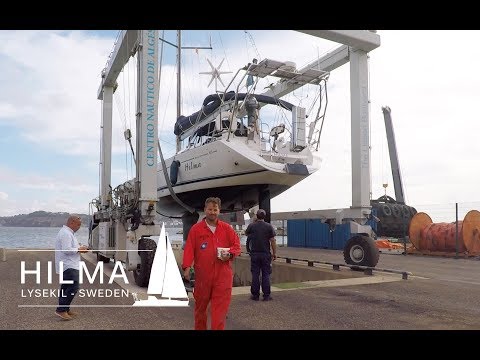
[157,54,329,218]
[132,224,189,307]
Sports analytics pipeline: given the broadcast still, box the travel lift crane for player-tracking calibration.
[89,30,382,288]
[89,30,161,286]
[269,30,381,267]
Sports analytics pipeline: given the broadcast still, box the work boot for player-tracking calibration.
[55,311,72,320]
[67,310,78,317]
[262,295,272,301]
[250,295,259,301]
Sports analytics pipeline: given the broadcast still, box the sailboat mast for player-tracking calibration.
[173,30,212,153]
[176,30,181,153]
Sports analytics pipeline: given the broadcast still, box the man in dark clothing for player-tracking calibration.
[245,209,277,301]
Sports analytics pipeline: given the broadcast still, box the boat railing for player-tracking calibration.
[221,68,243,100]
[183,57,327,147]
[188,132,222,150]
[226,62,259,142]
[182,101,233,147]
[259,122,271,153]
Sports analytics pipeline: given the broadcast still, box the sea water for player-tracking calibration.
[0,226,270,249]
[0,226,89,249]
[0,226,180,249]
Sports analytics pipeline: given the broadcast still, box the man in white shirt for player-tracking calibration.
[55,215,88,320]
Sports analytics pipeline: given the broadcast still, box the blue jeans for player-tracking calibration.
[250,253,272,298]
[56,268,79,312]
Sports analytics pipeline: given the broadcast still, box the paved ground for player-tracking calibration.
[2,247,480,330]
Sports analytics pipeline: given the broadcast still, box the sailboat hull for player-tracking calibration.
[157,138,319,216]
[158,183,290,216]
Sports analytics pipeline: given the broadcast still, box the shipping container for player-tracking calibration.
[306,219,331,248]
[287,219,306,247]
[332,223,351,250]
[366,207,378,232]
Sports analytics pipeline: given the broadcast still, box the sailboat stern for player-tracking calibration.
[284,163,310,176]
[156,137,320,215]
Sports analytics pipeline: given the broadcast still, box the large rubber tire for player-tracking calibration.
[96,253,110,263]
[381,204,392,217]
[133,237,157,287]
[409,206,417,217]
[391,204,401,218]
[343,235,379,267]
[401,205,410,218]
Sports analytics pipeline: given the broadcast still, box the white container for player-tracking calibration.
[217,247,230,259]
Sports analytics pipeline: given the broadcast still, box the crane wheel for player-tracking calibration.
[343,235,379,267]
[133,237,157,287]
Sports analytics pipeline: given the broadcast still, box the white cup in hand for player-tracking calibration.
[217,247,230,259]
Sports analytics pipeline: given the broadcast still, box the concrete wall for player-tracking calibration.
[173,248,363,287]
[231,255,363,286]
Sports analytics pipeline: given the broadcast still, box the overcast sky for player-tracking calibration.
[0,30,478,222]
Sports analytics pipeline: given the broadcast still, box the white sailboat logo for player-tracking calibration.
[132,224,190,307]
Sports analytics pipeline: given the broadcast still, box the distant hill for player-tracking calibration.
[0,211,182,228]
[0,211,90,228]
[0,210,253,228]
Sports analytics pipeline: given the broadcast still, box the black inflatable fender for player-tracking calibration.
[170,160,181,185]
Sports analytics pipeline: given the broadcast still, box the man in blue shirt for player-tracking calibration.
[245,209,277,301]
[55,215,88,320]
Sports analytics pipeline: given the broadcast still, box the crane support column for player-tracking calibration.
[97,30,139,212]
[100,86,113,210]
[350,48,371,210]
[135,30,159,224]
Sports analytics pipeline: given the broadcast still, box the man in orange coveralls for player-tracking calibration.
[182,197,241,330]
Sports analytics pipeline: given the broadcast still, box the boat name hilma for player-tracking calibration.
[184,161,202,171]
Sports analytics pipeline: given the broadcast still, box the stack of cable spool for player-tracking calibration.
[408,210,480,254]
